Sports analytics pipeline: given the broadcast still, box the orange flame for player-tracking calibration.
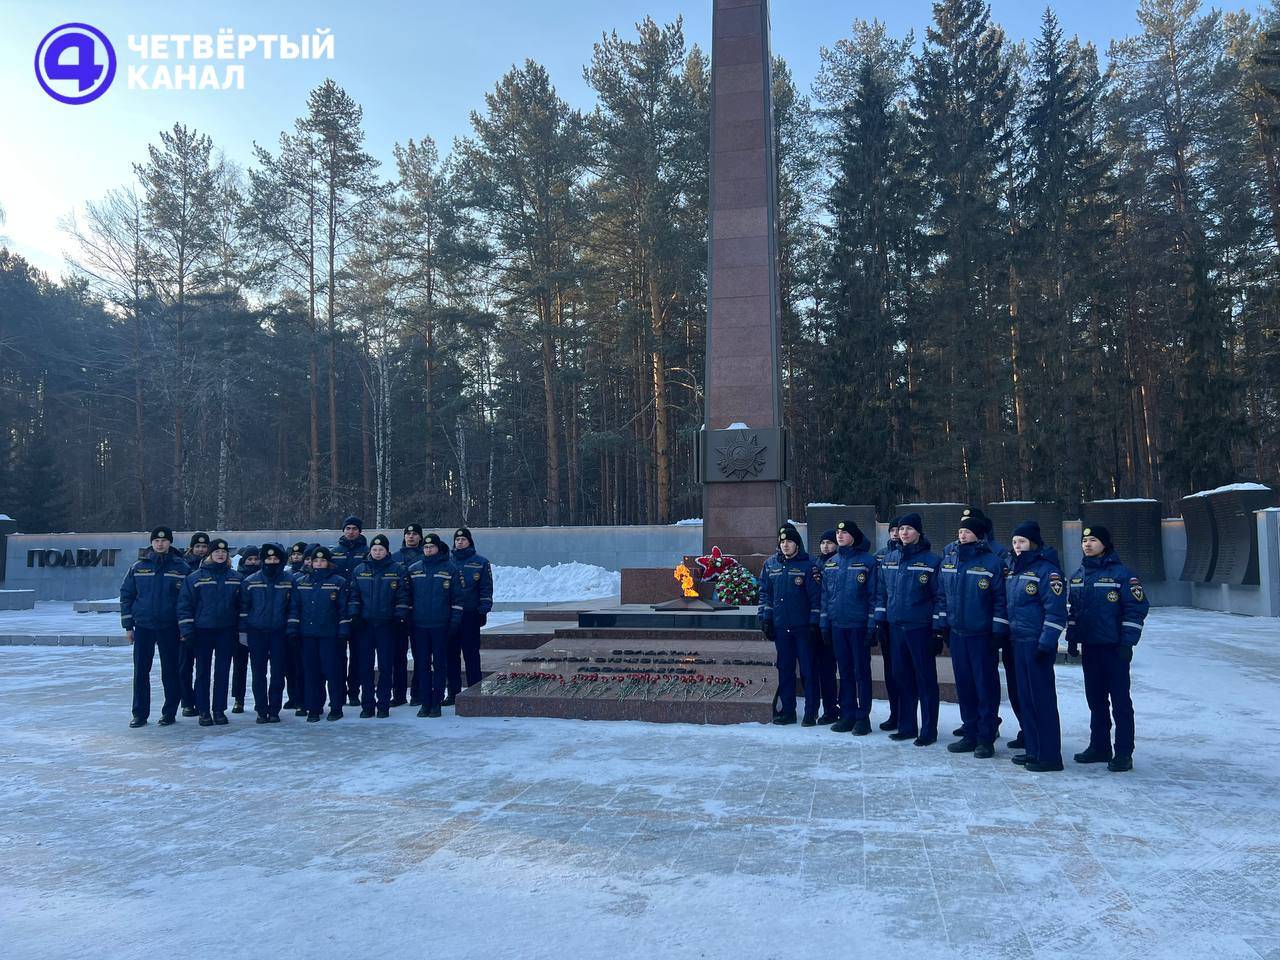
[674,562,698,598]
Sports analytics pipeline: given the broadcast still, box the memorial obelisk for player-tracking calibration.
[698,0,787,558]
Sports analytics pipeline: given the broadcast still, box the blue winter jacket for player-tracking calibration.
[330,534,368,580]
[239,565,295,633]
[875,538,943,629]
[758,550,822,629]
[119,549,190,631]
[290,570,352,639]
[452,546,494,614]
[943,536,1009,563]
[177,560,243,637]
[349,555,410,623]
[819,536,878,631]
[936,540,1009,637]
[407,553,464,630]
[1004,548,1068,651]
[1068,550,1150,647]
[394,543,422,568]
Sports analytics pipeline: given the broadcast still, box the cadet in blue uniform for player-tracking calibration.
[392,524,425,706]
[177,538,243,726]
[937,515,1009,757]
[759,524,823,726]
[1068,525,1149,772]
[290,545,352,722]
[875,513,943,745]
[450,527,493,703]
[348,534,409,718]
[1005,520,1067,771]
[230,545,259,713]
[407,533,463,717]
[872,519,902,730]
[177,531,211,716]
[238,543,294,723]
[331,517,369,706]
[820,520,878,735]
[120,526,190,727]
[812,530,840,724]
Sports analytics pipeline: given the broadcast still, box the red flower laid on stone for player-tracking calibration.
[694,545,739,582]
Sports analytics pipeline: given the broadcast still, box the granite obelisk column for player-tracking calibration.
[699,0,787,558]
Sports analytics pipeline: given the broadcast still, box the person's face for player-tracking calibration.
[370,544,388,560]
[264,556,282,568]
[290,550,304,564]
[191,543,209,558]
[343,524,360,539]
[424,542,440,557]
[898,526,920,545]
[1082,535,1105,557]
[211,548,229,563]
[820,539,837,556]
[242,556,260,569]
[303,557,313,570]
[1011,536,1032,555]
[780,539,799,558]
[152,538,170,554]
[836,529,854,547]
[312,556,330,571]
[887,526,899,542]
[957,527,978,545]
[454,535,471,550]
[404,531,422,547]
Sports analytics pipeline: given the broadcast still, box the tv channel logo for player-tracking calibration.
[35,23,117,104]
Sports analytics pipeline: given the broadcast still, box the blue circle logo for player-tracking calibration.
[34,23,116,104]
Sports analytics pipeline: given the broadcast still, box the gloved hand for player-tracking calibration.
[809,625,823,646]
[761,621,774,642]
[1118,644,1134,663]
[180,633,193,645]
[873,622,889,649]
[1035,645,1055,664]
[478,612,488,627]
[821,627,833,647]
[932,627,949,656]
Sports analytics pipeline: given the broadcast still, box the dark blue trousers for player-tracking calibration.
[993,636,1022,736]
[1013,640,1061,765]
[773,625,818,720]
[345,636,359,703]
[950,631,998,743]
[448,610,483,694]
[284,635,304,707]
[815,636,839,718]
[357,620,398,710]
[193,627,238,717]
[890,624,937,739]
[412,624,450,707]
[1082,643,1135,756]
[247,628,287,717]
[878,628,899,722]
[301,633,345,716]
[178,641,196,710]
[132,625,181,721]
[231,640,249,703]
[832,626,872,722]
[393,621,410,702]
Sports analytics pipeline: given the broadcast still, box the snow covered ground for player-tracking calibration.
[1,607,1278,960]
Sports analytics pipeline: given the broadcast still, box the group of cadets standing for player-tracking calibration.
[757,509,1150,773]
[122,517,493,728]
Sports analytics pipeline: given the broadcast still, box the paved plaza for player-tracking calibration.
[2,607,1278,959]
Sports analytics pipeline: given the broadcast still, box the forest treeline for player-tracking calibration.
[1,0,1278,533]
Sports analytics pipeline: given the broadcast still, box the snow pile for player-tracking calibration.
[673,518,703,526]
[1187,482,1271,497]
[491,562,619,602]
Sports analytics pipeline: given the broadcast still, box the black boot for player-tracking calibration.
[158,716,176,727]
[1010,753,1032,766]
[295,708,308,717]
[947,737,977,754]
[913,734,936,747]
[1008,731,1025,750]
[198,714,214,727]
[129,717,147,728]
[427,705,442,718]
[359,708,375,719]
[442,693,457,707]
[1108,755,1133,773]
[267,715,282,723]
[283,700,297,710]
[974,741,994,759]
[852,718,871,736]
[182,706,198,717]
[1074,745,1113,764]
[408,697,421,707]
[390,696,407,707]
[376,708,390,718]
[255,715,268,725]
[772,714,797,726]
[213,713,229,725]
[888,731,915,741]
[307,713,322,723]
[1026,758,1064,772]
[817,714,836,725]
[952,726,965,737]
[801,716,817,728]
[830,719,855,733]
[879,717,899,731]
[327,709,343,721]
[231,700,245,714]
[417,705,430,718]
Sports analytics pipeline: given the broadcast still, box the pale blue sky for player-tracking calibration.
[1,0,1149,280]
